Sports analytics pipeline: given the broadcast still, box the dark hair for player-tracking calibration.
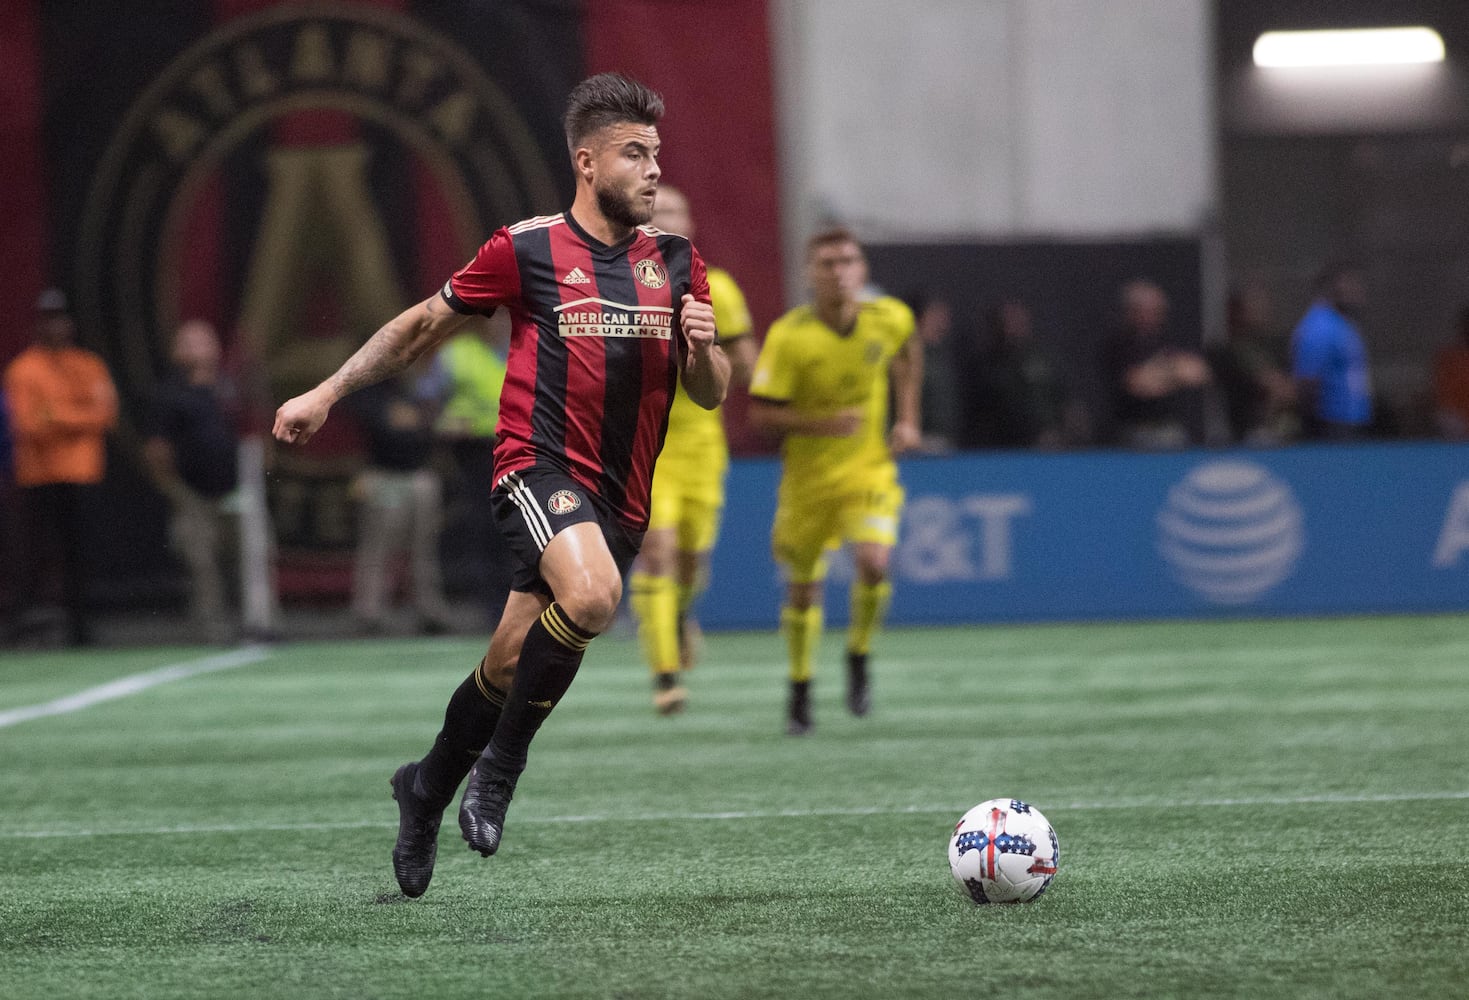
[562,73,664,154]
[805,226,862,258]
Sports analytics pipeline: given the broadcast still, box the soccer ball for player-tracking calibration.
[948,798,1059,904]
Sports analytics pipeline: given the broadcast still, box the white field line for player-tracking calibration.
[4,789,1468,841]
[0,646,272,730]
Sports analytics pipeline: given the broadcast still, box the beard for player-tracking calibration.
[596,181,652,230]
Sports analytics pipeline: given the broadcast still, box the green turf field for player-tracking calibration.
[2,615,1467,999]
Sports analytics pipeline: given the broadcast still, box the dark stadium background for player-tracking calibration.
[1,0,1466,617]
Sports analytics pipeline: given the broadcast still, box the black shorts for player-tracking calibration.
[492,468,645,598]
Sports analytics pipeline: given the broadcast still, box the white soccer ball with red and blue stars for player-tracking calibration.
[947,798,1059,904]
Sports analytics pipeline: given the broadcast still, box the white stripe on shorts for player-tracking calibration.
[500,471,554,550]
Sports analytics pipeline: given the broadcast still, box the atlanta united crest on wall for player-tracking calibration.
[67,4,569,563]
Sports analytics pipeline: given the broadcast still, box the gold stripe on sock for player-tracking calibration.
[542,604,592,651]
[472,658,508,706]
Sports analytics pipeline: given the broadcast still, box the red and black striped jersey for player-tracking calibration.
[442,211,711,531]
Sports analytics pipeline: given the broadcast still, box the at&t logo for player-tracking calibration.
[1156,461,1304,605]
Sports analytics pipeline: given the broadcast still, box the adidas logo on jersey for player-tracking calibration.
[562,267,591,285]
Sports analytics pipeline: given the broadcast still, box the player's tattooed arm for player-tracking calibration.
[274,293,469,446]
[328,295,464,399]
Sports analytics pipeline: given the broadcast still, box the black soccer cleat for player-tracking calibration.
[845,651,871,717]
[786,679,813,736]
[390,762,446,898]
[458,757,519,857]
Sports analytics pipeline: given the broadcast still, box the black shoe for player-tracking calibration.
[458,757,518,857]
[786,680,813,736]
[390,762,445,898]
[845,651,870,717]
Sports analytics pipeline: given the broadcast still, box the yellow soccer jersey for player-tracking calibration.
[751,295,915,491]
[656,266,753,475]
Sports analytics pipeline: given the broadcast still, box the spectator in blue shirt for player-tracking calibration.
[1291,261,1373,440]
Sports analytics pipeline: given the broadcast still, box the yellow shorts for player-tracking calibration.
[772,476,905,584]
[646,461,726,553]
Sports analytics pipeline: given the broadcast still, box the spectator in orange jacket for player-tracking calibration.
[3,289,118,645]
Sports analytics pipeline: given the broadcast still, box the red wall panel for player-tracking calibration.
[0,0,49,366]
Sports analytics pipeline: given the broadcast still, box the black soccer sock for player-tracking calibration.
[414,659,507,807]
[480,603,596,776]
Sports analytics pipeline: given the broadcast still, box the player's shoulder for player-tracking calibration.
[637,224,694,250]
[767,304,818,339]
[636,225,703,279]
[504,213,566,238]
[860,294,916,330]
[772,303,816,328]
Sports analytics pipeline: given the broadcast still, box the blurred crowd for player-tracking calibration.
[2,262,1466,647]
[0,291,513,648]
[904,260,1466,453]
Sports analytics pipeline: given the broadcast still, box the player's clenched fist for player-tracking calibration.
[680,294,716,349]
[272,386,335,446]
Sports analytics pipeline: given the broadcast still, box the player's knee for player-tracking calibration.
[482,632,522,689]
[481,655,516,691]
[556,576,622,634]
[855,546,891,585]
[676,551,707,589]
[787,582,819,610]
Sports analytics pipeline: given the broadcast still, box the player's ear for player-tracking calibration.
[573,145,595,182]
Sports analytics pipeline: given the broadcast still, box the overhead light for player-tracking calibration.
[1253,27,1445,68]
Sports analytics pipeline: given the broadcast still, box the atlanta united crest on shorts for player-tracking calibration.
[548,490,581,516]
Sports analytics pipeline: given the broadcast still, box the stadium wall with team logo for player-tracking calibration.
[703,443,1469,629]
[0,0,783,606]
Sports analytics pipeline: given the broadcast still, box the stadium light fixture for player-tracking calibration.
[1252,27,1445,68]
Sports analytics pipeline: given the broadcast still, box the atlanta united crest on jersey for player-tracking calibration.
[442,211,711,530]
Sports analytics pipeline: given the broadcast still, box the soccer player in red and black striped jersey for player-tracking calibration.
[273,73,730,898]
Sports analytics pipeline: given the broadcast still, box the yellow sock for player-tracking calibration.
[848,581,892,656]
[676,580,699,619]
[630,571,679,674]
[781,604,823,683]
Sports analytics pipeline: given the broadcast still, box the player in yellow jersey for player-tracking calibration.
[749,227,921,735]
[629,186,758,713]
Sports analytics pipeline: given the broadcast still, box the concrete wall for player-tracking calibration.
[772,0,1216,269]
